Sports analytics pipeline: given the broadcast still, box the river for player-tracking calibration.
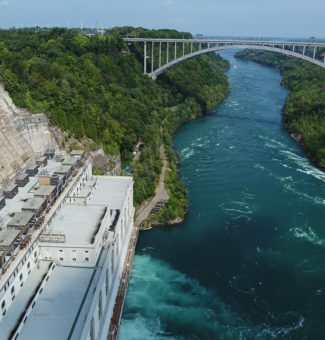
[119,50,325,339]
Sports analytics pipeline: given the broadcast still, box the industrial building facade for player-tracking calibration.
[0,151,134,340]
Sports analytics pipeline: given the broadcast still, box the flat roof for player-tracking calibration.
[0,159,63,226]
[91,176,132,209]
[47,204,106,244]
[34,185,56,197]
[0,261,50,340]
[0,229,20,248]
[22,197,47,211]
[16,173,29,180]
[26,163,38,170]
[17,265,95,340]
[54,165,72,175]
[7,211,34,228]
[70,150,85,156]
[4,183,18,192]
[63,156,78,166]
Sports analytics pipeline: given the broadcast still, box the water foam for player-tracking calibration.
[120,255,251,339]
[290,226,325,247]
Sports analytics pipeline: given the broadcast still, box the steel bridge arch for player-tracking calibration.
[150,44,325,79]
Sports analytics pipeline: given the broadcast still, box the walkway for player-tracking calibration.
[135,144,169,228]
[107,223,139,340]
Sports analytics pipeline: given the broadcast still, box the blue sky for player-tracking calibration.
[0,0,324,38]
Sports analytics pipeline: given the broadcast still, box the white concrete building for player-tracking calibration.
[0,152,134,340]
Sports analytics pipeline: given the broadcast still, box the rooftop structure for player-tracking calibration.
[0,261,50,340]
[0,153,135,340]
[63,156,79,168]
[17,264,95,340]
[15,173,29,188]
[26,164,39,177]
[0,197,5,211]
[3,183,19,200]
[7,211,34,230]
[54,164,72,176]
[36,156,48,167]
[70,150,85,159]
[34,185,56,198]
[22,197,47,213]
[0,229,20,250]
[47,204,106,244]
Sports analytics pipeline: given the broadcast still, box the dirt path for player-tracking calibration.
[135,144,169,227]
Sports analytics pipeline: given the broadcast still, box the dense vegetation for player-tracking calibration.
[236,50,325,168]
[0,27,229,222]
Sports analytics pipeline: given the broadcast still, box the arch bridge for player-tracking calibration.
[124,38,325,79]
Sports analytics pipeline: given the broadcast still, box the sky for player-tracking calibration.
[0,0,324,38]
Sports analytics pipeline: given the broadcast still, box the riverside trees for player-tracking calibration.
[0,27,229,210]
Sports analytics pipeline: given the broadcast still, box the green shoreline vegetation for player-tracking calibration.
[0,27,229,225]
[236,49,325,169]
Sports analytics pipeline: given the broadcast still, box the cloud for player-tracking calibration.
[163,0,173,6]
[0,0,9,6]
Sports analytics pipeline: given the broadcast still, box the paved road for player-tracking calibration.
[135,144,169,228]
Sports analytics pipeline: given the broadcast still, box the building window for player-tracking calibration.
[1,301,5,309]
[85,258,89,262]
[34,251,37,258]
[59,250,63,252]
[27,261,30,269]
[11,286,15,295]
[59,257,64,261]
[72,258,76,262]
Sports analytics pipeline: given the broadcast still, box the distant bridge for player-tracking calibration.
[124,38,325,79]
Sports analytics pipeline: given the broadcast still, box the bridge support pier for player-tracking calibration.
[144,41,147,74]
[166,42,169,64]
[151,42,154,73]
[128,38,325,77]
[159,42,162,68]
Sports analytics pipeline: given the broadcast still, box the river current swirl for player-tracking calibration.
[120,50,325,339]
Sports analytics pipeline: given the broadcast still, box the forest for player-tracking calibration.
[0,27,229,223]
[236,49,325,169]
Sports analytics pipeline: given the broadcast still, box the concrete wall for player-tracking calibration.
[0,84,59,184]
[0,243,39,322]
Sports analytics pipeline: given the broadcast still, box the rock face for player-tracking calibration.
[0,84,59,183]
[91,148,121,176]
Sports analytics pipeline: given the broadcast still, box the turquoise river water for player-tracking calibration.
[119,50,325,339]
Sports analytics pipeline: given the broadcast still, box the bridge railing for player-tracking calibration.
[124,38,325,78]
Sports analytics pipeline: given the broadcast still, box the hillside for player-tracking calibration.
[236,49,325,169]
[0,27,229,222]
[0,83,59,184]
